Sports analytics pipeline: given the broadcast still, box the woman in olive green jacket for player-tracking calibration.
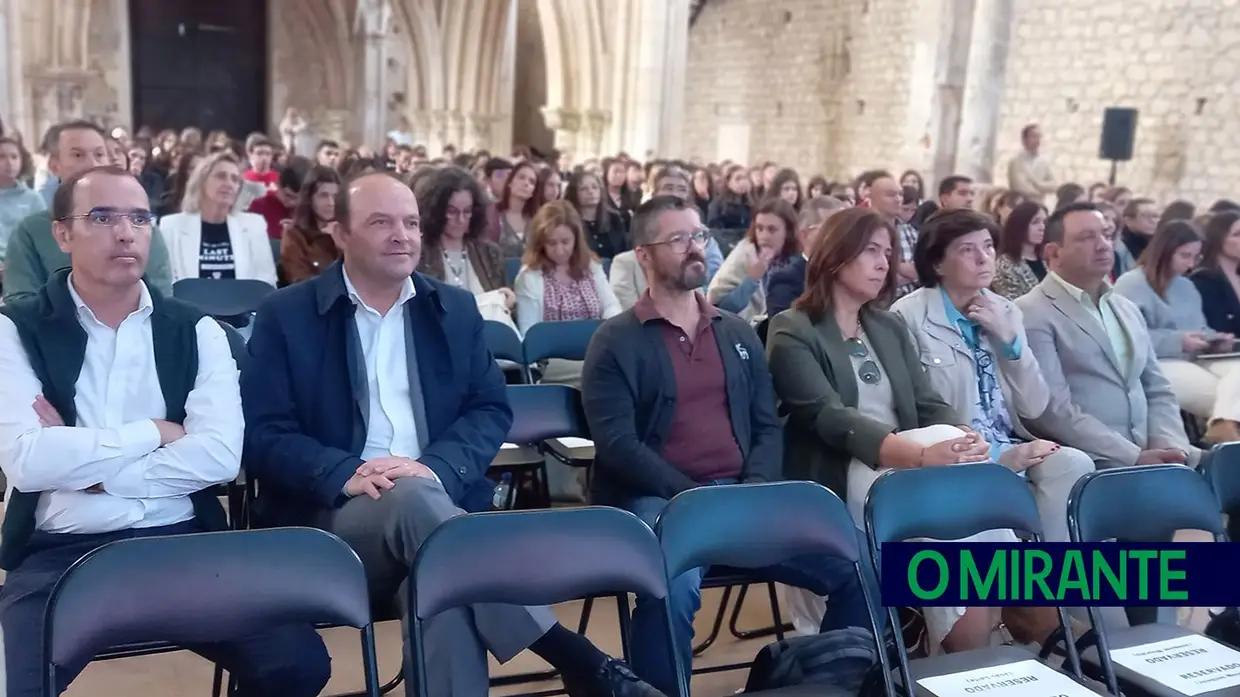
[766,207,1003,654]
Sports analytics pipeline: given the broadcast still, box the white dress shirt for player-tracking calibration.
[342,269,423,462]
[0,278,243,533]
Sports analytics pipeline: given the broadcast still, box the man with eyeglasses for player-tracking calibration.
[581,195,872,695]
[0,165,331,697]
[2,120,173,304]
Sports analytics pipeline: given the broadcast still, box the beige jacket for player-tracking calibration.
[891,287,1049,441]
[707,239,767,323]
[608,250,647,310]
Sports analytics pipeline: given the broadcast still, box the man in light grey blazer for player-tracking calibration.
[1016,202,1197,468]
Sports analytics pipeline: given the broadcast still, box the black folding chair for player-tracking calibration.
[408,507,687,697]
[1068,465,1228,697]
[172,278,275,328]
[866,463,1086,696]
[42,527,381,697]
[659,481,893,693]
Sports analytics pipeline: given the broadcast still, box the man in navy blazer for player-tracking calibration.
[241,172,661,697]
[766,196,844,317]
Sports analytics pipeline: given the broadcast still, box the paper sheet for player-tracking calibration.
[917,659,1097,697]
[499,442,519,450]
[1109,634,1240,696]
[554,437,594,449]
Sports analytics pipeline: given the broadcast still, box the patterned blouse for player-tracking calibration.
[543,272,602,322]
[991,255,1043,300]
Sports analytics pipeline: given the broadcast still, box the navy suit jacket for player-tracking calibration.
[765,255,806,318]
[240,262,512,526]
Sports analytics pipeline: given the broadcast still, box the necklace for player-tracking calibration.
[443,249,468,287]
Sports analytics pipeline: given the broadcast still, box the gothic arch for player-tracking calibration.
[298,0,351,109]
[23,0,92,69]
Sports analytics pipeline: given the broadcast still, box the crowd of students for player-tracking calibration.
[1,115,1239,696]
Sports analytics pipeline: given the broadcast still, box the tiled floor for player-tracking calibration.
[56,591,770,697]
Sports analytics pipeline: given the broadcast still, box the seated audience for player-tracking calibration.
[1119,197,1158,267]
[706,198,798,323]
[891,209,1093,542]
[564,169,628,258]
[1016,202,1197,467]
[652,165,724,282]
[280,165,342,284]
[582,195,869,695]
[766,195,847,317]
[990,201,1047,300]
[1191,209,1240,337]
[414,166,515,330]
[1113,220,1239,421]
[515,200,621,335]
[763,167,802,210]
[936,175,974,211]
[241,172,658,697]
[766,207,1003,654]
[0,137,46,279]
[4,120,173,302]
[608,248,647,311]
[160,151,277,285]
[0,166,329,697]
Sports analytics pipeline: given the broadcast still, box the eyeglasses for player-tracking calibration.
[844,337,882,385]
[57,208,154,228]
[643,228,710,254]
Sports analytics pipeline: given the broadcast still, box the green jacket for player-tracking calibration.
[1,211,174,304]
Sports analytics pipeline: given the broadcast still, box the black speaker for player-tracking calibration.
[1100,107,1138,161]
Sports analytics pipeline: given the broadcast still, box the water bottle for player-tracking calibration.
[492,472,513,510]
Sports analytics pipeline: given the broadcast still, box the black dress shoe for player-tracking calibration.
[561,657,667,697]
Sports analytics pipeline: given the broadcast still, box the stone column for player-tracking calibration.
[409,109,433,145]
[541,106,581,162]
[575,109,611,161]
[445,110,465,149]
[427,110,452,152]
[617,0,689,159]
[29,71,91,141]
[657,0,689,157]
[954,0,1014,183]
[355,0,392,148]
[464,113,500,151]
[928,0,976,186]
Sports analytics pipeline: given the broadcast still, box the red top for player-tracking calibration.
[244,168,279,187]
[632,291,744,483]
[248,191,292,240]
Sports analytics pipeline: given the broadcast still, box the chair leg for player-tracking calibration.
[328,670,403,697]
[211,665,223,697]
[692,585,733,657]
[727,581,793,641]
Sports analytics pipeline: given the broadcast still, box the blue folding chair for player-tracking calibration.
[483,319,529,383]
[1201,442,1240,541]
[865,463,1085,696]
[491,384,591,510]
[407,507,686,697]
[523,318,602,366]
[505,258,523,286]
[173,278,275,328]
[42,527,381,697]
[659,482,893,693]
[1068,465,1227,697]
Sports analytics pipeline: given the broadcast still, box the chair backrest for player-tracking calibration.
[865,463,1044,553]
[410,507,667,619]
[523,318,602,364]
[601,256,613,277]
[483,319,524,364]
[1068,464,1225,542]
[505,258,522,286]
[172,278,275,318]
[1201,442,1240,521]
[506,384,588,444]
[44,528,371,670]
[216,320,247,362]
[657,481,859,579]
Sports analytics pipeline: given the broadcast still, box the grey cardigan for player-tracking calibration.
[1112,269,1208,359]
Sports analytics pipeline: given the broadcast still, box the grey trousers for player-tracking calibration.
[318,476,557,697]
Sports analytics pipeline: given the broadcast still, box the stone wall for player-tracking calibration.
[682,0,928,182]
[993,0,1240,205]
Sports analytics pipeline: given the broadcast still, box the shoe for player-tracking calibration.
[561,657,666,697]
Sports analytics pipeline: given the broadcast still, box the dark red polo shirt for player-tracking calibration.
[633,291,744,483]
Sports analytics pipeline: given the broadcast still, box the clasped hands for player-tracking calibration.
[345,456,437,500]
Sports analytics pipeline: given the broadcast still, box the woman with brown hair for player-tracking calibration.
[414,166,510,309]
[990,201,1048,299]
[280,166,341,284]
[1114,219,1237,420]
[514,200,621,337]
[767,206,999,654]
[706,197,799,323]
[764,167,803,211]
[496,160,542,261]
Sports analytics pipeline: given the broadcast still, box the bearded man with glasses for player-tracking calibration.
[581,195,872,695]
